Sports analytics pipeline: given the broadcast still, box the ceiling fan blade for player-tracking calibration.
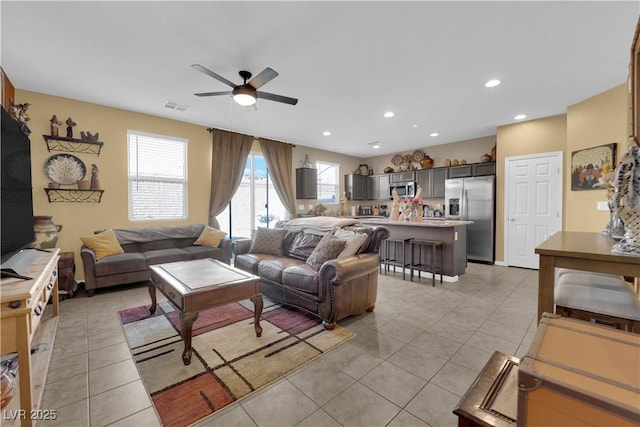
[256,91,298,105]
[248,67,278,89]
[191,64,236,88]
[194,91,232,97]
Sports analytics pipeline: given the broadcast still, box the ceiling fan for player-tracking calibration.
[192,64,298,106]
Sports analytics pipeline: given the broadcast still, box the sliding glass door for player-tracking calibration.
[216,153,286,238]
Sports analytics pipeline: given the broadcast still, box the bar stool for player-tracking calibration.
[380,237,413,280]
[409,239,443,286]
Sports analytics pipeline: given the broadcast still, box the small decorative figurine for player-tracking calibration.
[90,164,100,190]
[65,117,76,138]
[50,115,62,136]
[414,185,424,220]
[80,131,100,142]
[340,192,348,216]
[10,102,31,135]
[390,188,401,220]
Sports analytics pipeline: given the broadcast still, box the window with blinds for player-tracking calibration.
[127,130,187,221]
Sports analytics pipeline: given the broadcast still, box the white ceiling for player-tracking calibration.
[1,1,638,157]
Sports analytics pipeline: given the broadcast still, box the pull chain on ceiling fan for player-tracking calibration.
[192,64,298,106]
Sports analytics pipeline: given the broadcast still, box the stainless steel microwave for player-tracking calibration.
[389,182,415,199]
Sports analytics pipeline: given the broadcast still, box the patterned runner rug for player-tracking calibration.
[118,299,355,426]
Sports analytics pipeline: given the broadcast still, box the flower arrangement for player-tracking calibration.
[402,196,422,219]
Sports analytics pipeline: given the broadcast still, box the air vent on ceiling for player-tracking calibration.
[164,101,190,112]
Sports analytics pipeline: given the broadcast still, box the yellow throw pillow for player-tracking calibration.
[194,226,227,248]
[80,229,124,260]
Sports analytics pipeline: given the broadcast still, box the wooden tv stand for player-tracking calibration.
[1,249,59,427]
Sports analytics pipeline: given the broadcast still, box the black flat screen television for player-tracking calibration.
[1,106,35,263]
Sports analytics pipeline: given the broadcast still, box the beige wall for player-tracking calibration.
[364,135,496,175]
[565,83,629,231]
[494,83,629,263]
[291,145,363,215]
[15,81,630,275]
[495,114,567,262]
[17,89,215,277]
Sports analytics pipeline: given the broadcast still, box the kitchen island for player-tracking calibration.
[359,218,471,281]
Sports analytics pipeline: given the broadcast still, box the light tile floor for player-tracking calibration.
[37,262,539,426]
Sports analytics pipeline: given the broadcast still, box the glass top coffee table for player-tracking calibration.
[148,258,263,365]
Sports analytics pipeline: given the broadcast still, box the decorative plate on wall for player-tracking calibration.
[392,154,403,166]
[413,150,425,162]
[44,154,86,184]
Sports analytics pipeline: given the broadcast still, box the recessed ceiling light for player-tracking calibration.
[322,131,331,136]
[514,114,527,120]
[384,111,394,118]
[430,132,439,137]
[485,79,501,88]
[411,124,419,128]
[369,141,381,149]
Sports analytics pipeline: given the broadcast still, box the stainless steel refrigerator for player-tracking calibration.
[445,175,495,263]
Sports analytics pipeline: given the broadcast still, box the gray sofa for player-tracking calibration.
[233,220,389,329]
[80,224,231,296]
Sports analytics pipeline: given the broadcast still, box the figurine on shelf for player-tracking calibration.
[90,164,100,190]
[50,115,62,137]
[80,131,100,142]
[390,188,401,220]
[65,117,76,138]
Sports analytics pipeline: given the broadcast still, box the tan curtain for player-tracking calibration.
[259,138,297,218]
[208,128,253,227]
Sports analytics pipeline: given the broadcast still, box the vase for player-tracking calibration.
[302,154,312,168]
[420,156,434,169]
[32,216,63,249]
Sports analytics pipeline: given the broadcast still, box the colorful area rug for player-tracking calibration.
[118,299,355,426]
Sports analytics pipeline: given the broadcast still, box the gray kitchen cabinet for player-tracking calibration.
[416,167,448,198]
[345,174,368,200]
[368,174,390,200]
[472,161,496,176]
[447,164,473,178]
[389,171,415,183]
[296,168,317,199]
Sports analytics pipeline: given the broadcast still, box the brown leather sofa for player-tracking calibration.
[233,224,389,329]
[80,224,232,296]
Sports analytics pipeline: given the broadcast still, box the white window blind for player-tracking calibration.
[127,130,187,221]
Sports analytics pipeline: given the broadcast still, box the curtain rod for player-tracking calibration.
[206,127,296,147]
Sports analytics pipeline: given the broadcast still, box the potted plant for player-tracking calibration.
[314,203,327,216]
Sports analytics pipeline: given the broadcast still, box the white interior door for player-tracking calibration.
[505,152,563,269]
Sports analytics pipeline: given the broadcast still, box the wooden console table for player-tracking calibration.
[1,249,59,427]
[535,231,640,321]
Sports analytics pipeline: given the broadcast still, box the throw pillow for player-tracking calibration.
[194,225,227,248]
[333,228,368,259]
[288,231,323,260]
[306,232,346,270]
[249,228,286,256]
[80,229,124,260]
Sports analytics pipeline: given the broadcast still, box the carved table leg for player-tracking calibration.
[251,294,263,337]
[148,280,157,314]
[180,311,199,365]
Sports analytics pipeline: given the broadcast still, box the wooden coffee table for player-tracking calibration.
[148,258,263,365]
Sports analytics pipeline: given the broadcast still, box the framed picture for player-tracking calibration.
[570,143,616,191]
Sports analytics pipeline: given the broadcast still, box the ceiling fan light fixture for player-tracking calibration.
[232,86,257,106]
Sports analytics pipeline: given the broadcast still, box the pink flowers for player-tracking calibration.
[403,197,422,207]
[403,197,422,215]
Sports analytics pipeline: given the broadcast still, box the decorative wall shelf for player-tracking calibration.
[42,134,104,156]
[44,188,104,203]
